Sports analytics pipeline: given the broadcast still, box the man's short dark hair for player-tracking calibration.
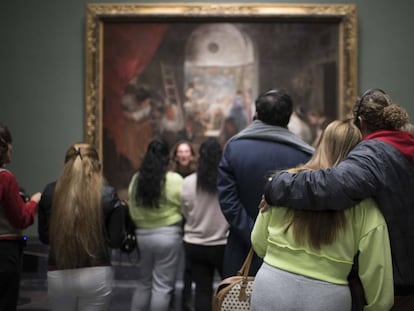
[255,89,293,127]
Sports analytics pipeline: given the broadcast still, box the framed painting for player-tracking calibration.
[85,3,357,197]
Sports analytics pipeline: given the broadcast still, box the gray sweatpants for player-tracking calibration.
[130,225,182,311]
[48,266,113,311]
[251,262,352,311]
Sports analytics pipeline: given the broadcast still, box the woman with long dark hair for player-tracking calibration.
[128,139,184,311]
[181,138,229,311]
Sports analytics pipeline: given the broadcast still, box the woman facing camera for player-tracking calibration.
[251,120,393,311]
[170,140,196,178]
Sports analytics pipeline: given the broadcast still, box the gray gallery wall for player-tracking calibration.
[1,0,414,236]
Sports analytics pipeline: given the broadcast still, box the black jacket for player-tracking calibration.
[38,182,124,268]
[265,132,414,292]
[218,137,311,277]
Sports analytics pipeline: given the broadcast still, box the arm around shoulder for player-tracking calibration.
[264,146,381,211]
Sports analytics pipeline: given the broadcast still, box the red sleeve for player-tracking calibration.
[0,171,37,229]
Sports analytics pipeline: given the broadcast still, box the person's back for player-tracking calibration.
[220,139,311,222]
[218,89,313,277]
[42,143,120,311]
[128,139,183,311]
[264,89,414,309]
[181,138,229,311]
[252,120,394,311]
[252,198,393,311]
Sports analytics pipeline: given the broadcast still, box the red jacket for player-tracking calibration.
[0,169,37,239]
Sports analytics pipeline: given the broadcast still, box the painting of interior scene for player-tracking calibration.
[102,21,339,197]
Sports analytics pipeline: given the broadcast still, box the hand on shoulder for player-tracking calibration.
[259,195,270,213]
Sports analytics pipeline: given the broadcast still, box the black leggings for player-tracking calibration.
[0,240,23,311]
[184,242,225,311]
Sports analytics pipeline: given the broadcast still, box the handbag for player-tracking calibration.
[213,248,255,311]
[119,204,138,254]
[106,201,139,257]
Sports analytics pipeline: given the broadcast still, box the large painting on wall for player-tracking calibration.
[85,3,357,198]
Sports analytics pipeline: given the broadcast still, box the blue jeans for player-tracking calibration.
[47,266,113,311]
[131,224,182,311]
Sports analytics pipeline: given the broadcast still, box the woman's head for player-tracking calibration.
[308,120,362,169]
[63,143,101,171]
[353,89,408,135]
[50,143,105,269]
[0,124,12,166]
[197,138,222,194]
[136,139,170,207]
[143,139,170,167]
[171,140,196,177]
[173,140,195,167]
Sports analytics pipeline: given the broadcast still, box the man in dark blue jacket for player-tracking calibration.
[264,89,414,310]
[217,89,313,277]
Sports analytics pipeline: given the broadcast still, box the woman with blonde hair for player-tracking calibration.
[38,143,124,311]
[264,89,414,309]
[251,120,393,310]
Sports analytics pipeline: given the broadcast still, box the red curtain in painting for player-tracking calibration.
[103,23,167,154]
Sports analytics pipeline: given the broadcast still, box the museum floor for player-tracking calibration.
[17,237,193,311]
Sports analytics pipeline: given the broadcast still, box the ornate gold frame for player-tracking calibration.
[85,2,357,158]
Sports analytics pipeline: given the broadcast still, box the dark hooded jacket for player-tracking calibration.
[264,130,414,293]
[218,120,313,277]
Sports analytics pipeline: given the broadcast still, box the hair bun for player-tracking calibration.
[383,104,409,130]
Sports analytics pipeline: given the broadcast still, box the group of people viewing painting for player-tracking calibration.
[1,86,414,311]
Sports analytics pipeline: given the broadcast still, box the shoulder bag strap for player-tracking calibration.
[237,247,254,277]
[237,248,255,301]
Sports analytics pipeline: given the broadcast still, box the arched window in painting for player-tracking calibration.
[183,23,258,137]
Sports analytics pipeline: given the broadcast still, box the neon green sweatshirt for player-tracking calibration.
[128,171,183,229]
[251,198,393,311]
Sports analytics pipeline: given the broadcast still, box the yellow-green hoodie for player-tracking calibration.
[251,198,393,311]
[128,171,183,229]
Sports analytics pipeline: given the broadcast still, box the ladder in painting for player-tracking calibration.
[160,62,181,107]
